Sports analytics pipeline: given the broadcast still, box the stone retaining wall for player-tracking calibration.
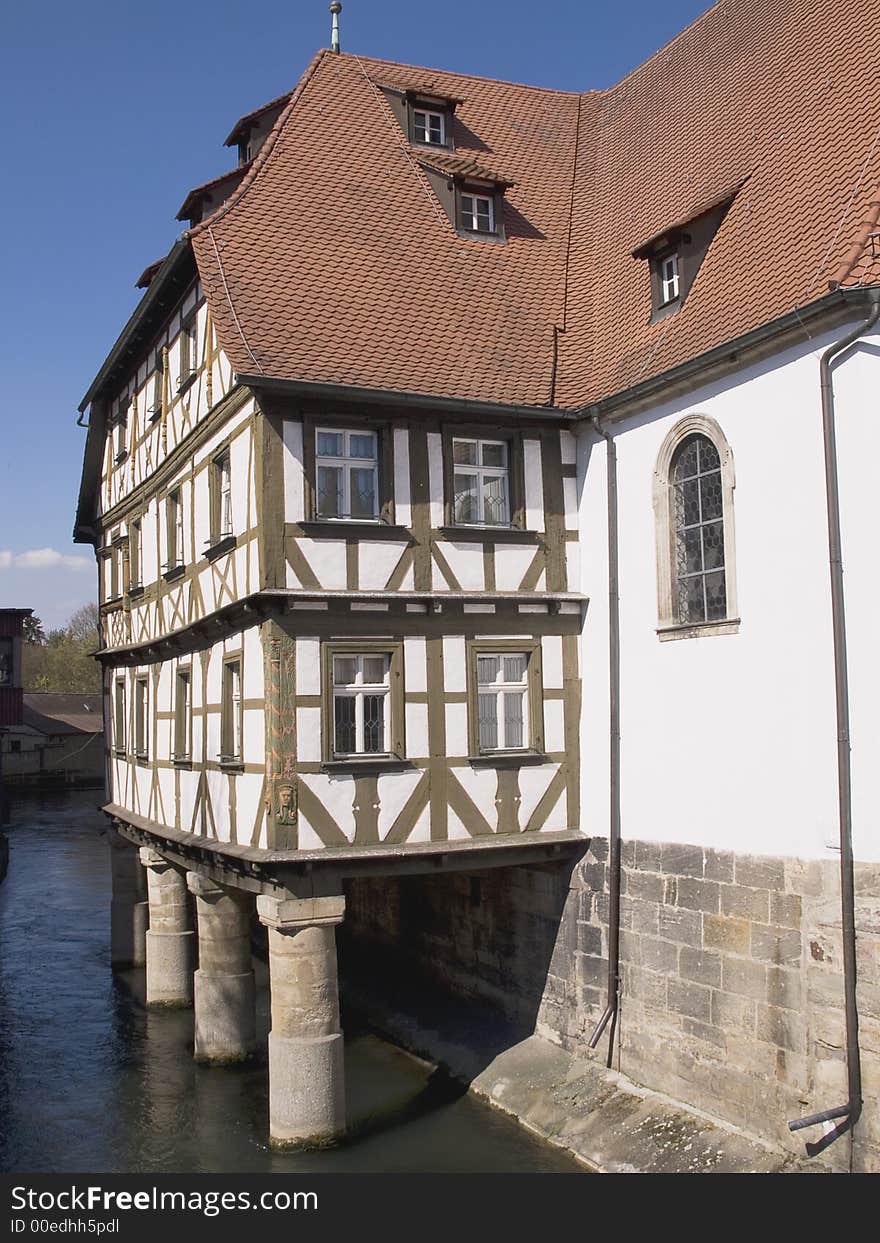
[344,840,880,1172]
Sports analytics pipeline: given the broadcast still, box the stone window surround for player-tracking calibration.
[653,413,739,642]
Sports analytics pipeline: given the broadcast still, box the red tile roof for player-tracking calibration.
[189,0,880,411]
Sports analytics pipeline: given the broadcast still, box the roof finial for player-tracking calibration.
[329,3,342,54]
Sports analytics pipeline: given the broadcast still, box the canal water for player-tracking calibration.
[0,790,583,1174]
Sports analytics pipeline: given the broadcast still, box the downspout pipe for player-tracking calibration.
[788,288,880,1158]
[587,416,622,1067]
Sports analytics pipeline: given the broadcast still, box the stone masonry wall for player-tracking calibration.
[344,841,880,1172]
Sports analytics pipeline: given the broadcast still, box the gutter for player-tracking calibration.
[236,373,575,423]
[787,287,880,1158]
[586,416,622,1066]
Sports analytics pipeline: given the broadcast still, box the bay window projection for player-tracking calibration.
[332,653,391,756]
[315,429,379,520]
[452,437,510,525]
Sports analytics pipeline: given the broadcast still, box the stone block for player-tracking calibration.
[588,837,609,863]
[640,935,679,973]
[659,906,703,947]
[769,892,802,930]
[576,952,607,988]
[703,849,735,883]
[577,922,603,957]
[720,884,770,923]
[807,925,841,968]
[784,857,824,897]
[807,969,845,1011]
[756,1004,806,1053]
[735,855,785,890]
[633,840,663,873]
[668,978,712,1023]
[579,861,606,892]
[625,869,665,903]
[859,982,880,1021]
[722,956,767,1001]
[680,946,722,988]
[711,989,756,1034]
[619,929,641,965]
[681,1017,727,1050]
[661,842,705,879]
[750,925,802,966]
[703,914,750,955]
[855,861,880,898]
[621,896,660,935]
[766,965,802,1011]
[622,964,668,1010]
[674,877,720,915]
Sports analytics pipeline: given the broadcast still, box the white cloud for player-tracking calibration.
[0,548,92,573]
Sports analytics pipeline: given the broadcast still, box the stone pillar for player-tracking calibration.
[140,847,194,1007]
[132,858,148,968]
[256,893,346,1148]
[110,833,143,969]
[187,871,256,1062]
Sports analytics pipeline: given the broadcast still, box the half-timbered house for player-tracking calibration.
[75,0,880,1167]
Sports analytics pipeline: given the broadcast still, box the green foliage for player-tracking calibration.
[22,603,101,693]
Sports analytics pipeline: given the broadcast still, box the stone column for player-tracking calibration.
[132,858,148,968]
[140,847,194,1007]
[187,871,256,1062]
[256,893,346,1148]
[110,834,143,969]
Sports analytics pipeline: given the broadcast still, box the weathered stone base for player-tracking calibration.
[193,969,256,1062]
[267,1031,345,1148]
[145,929,195,1008]
[344,840,880,1172]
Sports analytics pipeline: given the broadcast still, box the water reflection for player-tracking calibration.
[0,790,582,1174]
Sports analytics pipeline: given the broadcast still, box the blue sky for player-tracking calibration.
[0,0,710,629]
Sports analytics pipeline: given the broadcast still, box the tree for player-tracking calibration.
[22,604,101,693]
[22,615,46,645]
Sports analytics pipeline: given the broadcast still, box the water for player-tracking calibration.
[0,790,584,1174]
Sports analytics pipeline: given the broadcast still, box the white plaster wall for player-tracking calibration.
[523,438,544,531]
[578,322,880,862]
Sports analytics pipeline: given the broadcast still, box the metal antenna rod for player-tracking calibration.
[330,3,342,53]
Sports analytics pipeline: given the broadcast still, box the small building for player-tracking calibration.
[0,694,104,787]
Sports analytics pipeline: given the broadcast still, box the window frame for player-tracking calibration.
[405,97,453,150]
[173,665,192,764]
[220,654,243,767]
[113,677,126,757]
[134,675,149,761]
[178,312,198,390]
[209,449,233,548]
[459,191,495,235]
[412,106,447,147]
[112,399,128,463]
[303,416,395,525]
[653,414,739,640]
[321,641,404,764]
[128,517,143,592]
[442,427,525,530]
[466,640,544,759]
[313,426,381,522]
[148,349,165,420]
[165,486,185,574]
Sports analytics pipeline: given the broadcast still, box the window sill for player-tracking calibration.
[162,564,186,582]
[300,520,410,540]
[322,756,413,775]
[113,749,126,759]
[219,758,244,773]
[127,585,145,600]
[649,299,681,325]
[456,228,505,245]
[114,451,127,464]
[657,618,740,642]
[204,534,236,561]
[147,408,162,423]
[468,750,549,769]
[134,752,149,766]
[439,525,538,543]
[177,372,197,395]
[172,755,192,768]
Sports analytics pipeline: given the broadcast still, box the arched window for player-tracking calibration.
[654,416,738,638]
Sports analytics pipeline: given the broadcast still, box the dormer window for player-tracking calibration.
[461,192,495,235]
[658,251,680,306]
[413,108,446,146]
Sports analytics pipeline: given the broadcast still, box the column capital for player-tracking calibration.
[186,870,227,899]
[139,846,168,870]
[257,893,345,930]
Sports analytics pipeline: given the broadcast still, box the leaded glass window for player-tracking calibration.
[671,433,726,624]
[316,428,379,520]
[476,652,529,751]
[332,653,390,756]
[452,437,509,525]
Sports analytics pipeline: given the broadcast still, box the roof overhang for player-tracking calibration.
[631,176,749,259]
[223,92,292,148]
